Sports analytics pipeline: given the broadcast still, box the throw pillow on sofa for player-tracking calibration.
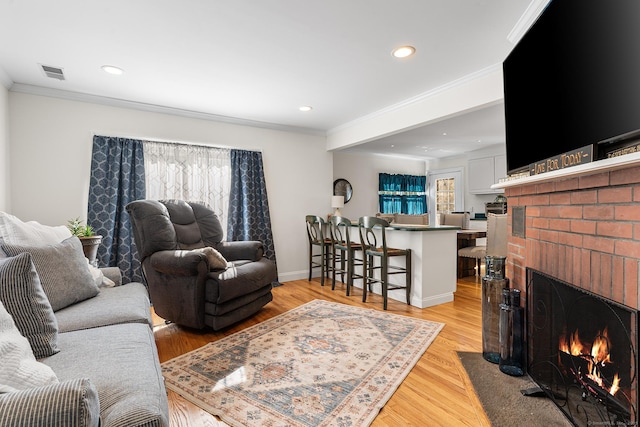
[2,237,100,312]
[85,259,116,288]
[193,246,229,270]
[0,212,71,247]
[0,253,59,358]
[0,300,58,393]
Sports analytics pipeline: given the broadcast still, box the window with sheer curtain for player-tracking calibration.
[143,141,231,236]
[89,136,277,285]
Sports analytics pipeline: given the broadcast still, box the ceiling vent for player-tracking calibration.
[40,64,65,80]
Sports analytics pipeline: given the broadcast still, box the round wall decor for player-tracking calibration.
[333,179,353,203]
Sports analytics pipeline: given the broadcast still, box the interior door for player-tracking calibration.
[427,168,464,225]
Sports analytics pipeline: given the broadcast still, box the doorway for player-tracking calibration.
[427,167,464,225]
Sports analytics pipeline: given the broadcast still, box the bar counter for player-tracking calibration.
[348,224,460,309]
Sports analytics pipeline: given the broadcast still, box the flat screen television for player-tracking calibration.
[503,0,640,175]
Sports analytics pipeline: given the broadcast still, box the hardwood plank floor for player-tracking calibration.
[152,276,491,426]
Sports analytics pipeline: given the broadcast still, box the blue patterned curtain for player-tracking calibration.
[227,150,278,283]
[378,173,426,214]
[88,136,146,283]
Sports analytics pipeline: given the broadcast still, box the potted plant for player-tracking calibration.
[67,218,103,266]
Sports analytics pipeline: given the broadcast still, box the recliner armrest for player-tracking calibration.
[215,241,264,262]
[149,250,207,276]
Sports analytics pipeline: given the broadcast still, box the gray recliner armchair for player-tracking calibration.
[126,199,276,330]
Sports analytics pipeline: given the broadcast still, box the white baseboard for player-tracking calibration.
[277,270,311,283]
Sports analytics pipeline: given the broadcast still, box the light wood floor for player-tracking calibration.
[152,276,491,427]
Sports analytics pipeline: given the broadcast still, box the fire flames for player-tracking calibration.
[559,327,621,396]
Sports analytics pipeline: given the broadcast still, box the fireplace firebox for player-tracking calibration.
[527,268,638,426]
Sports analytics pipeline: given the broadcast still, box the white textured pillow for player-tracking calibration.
[193,247,229,270]
[0,300,59,393]
[86,259,116,288]
[0,212,71,246]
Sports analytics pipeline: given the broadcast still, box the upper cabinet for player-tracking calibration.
[468,155,506,194]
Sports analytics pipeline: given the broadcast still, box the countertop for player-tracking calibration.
[388,224,460,231]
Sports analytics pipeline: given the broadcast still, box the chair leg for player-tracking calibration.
[382,257,388,310]
[308,246,312,281]
[405,249,412,305]
[320,245,325,286]
[361,253,368,303]
[332,247,346,291]
[346,249,354,296]
[331,247,337,290]
[367,255,375,293]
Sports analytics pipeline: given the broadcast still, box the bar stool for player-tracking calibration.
[358,216,411,310]
[328,216,364,295]
[458,213,508,277]
[305,215,333,286]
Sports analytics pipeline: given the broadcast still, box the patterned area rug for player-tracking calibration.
[161,299,444,427]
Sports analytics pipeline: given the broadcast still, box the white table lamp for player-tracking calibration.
[331,196,344,217]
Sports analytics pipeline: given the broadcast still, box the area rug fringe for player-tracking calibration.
[162,300,444,427]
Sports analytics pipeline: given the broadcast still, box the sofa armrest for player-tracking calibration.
[0,378,100,427]
[215,241,264,262]
[149,250,207,276]
[100,266,122,286]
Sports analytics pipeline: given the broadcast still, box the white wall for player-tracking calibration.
[8,91,332,282]
[0,83,8,212]
[333,152,426,220]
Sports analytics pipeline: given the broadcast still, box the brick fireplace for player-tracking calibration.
[500,158,640,425]
[504,164,640,310]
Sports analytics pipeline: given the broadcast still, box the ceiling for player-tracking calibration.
[0,0,539,159]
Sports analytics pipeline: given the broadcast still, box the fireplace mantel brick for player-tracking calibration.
[599,186,633,203]
[506,164,640,310]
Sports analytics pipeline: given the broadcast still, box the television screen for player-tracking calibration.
[503,0,640,175]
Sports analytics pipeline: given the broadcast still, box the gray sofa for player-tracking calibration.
[0,267,169,427]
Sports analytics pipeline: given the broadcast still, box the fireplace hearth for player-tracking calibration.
[527,268,638,426]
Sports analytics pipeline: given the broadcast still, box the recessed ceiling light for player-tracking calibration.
[442,132,447,136]
[101,65,124,75]
[299,106,312,112]
[392,46,416,58]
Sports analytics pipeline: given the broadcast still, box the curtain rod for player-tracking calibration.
[90,132,262,153]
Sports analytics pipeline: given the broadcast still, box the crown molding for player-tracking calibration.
[9,83,325,136]
[0,66,12,90]
[507,0,550,44]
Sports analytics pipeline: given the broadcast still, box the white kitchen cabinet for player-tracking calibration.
[468,155,506,194]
